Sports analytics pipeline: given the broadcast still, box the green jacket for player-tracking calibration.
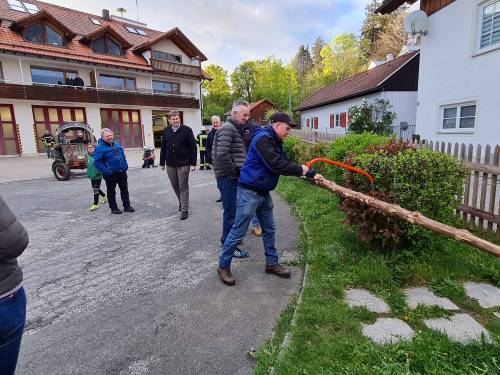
[86,154,102,180]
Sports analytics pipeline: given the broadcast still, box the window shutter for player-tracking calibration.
[306,118,310,128]
[314,117,318,129]
[341,112,347,128]
[329,114,334,128]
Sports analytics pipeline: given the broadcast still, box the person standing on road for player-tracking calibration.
[217,112,323,286]
[212,101,252,258]
[196,127,210,170]
[0,195,29,375]
[86,144,107,211]
[93,128,135,215]
[160,111,197,220]
[41,129,55,159]
[206,115,221,202]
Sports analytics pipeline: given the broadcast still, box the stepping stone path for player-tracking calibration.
[424,314,491,344]
[463,282,500,308]
[345,284,500,345]
[405,287,459,310]
[345,288,390,313]
[362,318,415,345]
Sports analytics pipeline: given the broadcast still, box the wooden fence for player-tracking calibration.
[290,130,500,240]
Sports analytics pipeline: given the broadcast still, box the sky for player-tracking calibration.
[44,0,381,72]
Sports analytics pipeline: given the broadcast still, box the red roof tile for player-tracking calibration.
[0,0,206,71]
[296,51,419,111]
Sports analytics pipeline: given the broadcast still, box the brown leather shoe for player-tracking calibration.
[217,267,235,286]
[265,264,291,278]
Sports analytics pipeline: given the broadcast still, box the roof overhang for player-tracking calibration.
[294,88,382,112]
[376,0,417,14]
[133,27,207,61]
[10,10,77,40]
[79,25,133,49]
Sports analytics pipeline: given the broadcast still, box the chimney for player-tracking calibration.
[386,54,394,62]
[102,9,111,20]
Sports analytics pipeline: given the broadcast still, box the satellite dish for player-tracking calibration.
[404,10,428,35]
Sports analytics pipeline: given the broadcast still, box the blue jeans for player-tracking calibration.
[219,186,279,269]
[0,287,27,375]
[217,176,238,244]
[251,215,260,227]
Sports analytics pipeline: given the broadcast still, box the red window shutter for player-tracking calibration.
[329,114,334,128]
[314,117,318,129]
[306,118,310,128]
[341,112,347,128]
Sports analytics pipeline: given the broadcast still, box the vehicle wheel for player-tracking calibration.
[52,161,70,181]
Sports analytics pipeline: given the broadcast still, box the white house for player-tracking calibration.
[378,0,500,147]
[295,51,419,139]
[0,0,209,156]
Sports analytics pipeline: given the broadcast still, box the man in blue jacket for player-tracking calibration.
[217,112,323,286]
[94,128,134,214]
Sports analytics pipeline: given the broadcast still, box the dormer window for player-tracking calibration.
[153,50,182,63]
[24,22,65,46]
[92,35,122,56]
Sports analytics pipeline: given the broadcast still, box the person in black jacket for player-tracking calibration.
[160,111,197,220]
[0,195,29,375]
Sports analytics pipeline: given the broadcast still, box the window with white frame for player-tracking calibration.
[479,0,500,50]
[335,113,341,127]
[441,103,477,131]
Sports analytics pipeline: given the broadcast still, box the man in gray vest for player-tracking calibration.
[212,100,251,258]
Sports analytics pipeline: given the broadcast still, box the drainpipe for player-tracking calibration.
[18,57,27,100]
[199,79,204,125]
[94,66,99,90]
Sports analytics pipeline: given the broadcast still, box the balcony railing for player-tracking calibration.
[0,80,200,109]
[150,59,202,78]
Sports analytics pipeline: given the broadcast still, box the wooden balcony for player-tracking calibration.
[150,59,202,79]
[0,81,200,109]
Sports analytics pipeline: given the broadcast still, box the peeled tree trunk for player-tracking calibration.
[309,177,500,258]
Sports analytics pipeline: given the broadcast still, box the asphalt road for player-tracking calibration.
[1,166,301,375]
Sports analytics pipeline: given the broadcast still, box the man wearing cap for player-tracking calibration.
[217,112,323,286]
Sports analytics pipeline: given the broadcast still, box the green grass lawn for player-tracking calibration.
[254,177,500,375]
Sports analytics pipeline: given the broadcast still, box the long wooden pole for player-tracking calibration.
[309,177,500,258]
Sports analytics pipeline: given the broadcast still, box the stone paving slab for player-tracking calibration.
[362,318,415,345]
[345,288,390,313]
[405,287,460,311]
[463,282,500,308]
[424,314,492,344]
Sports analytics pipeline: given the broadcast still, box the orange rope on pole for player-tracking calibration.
[306,158,375,186]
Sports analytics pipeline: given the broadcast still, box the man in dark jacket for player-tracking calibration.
[0,195,29,375]
[212,101,251,258]
[217,112,323,286]
[94,128,134,215]
[160,111,197,220]
[205,115,221,166]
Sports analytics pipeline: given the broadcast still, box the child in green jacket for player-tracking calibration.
[86,144,107,211]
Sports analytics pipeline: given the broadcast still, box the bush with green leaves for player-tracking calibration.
[283,136,331,175]
[341,140,469,250]
[326,132,390,184]
[348,98,396,135]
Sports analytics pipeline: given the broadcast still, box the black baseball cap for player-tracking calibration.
[269,112,297,127]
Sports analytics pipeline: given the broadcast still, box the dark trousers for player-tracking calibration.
[142,159,154,168]
[103,171,130,210]
[91,178,106,205]
[0,287,26,375]
[199,151,206,166]
[216,176,238,244]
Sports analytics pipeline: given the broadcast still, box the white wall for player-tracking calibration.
[141,108,154,148]
[182,109,202,132]
[416,0,500,146]
[381,91,418,126]
[11,102,36,155]
[300,91,417,134]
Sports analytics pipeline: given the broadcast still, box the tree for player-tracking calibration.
[202,64,231,123]
[348,98,396,135]
[116,7,127,17]
[311,36,325,68]
[319,33,366,85]
[231,61,257,103]
[360,0,408,60]
[291,45,313,83]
